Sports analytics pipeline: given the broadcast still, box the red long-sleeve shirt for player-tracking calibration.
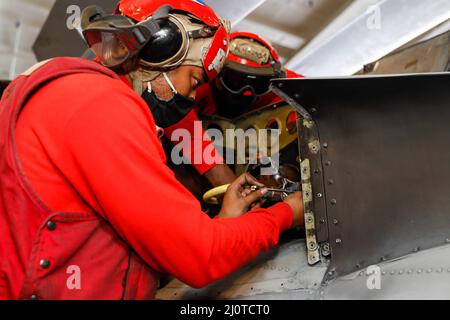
[15,72,293,288]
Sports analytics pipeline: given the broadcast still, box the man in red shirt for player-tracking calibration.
[196,32,302,118]
[165,32,302,182]
[0,0,303,300]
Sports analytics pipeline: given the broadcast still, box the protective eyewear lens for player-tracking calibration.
[84,30,130,67]
[220,67,273,96]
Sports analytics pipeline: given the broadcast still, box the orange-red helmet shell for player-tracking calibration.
[117,0,229,80]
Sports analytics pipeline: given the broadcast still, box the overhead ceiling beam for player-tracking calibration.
[410,19,450,46]
[0,44,35,59]
[33,0,116,61]
[234,19,305,50]
[205,0,267,26]
[286,0,450,76]
[0,0,54,26]
[33,0,267,61]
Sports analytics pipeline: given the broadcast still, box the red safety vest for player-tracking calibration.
[0,58,159,300]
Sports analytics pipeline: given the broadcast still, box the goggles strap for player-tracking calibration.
[153,5,172,20]
[144,5,172,34]
[188,27,216,39]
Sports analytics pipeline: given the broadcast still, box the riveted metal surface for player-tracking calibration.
[296,117,329,244]
[269,87,329,244]
[323,244,450,300]
[156,240,328,300]
[272,73,450,281]
[300,159,320,265]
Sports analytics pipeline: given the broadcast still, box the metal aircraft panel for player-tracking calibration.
[156,240,328,300]
[323,243,450,300]
[272,73,450,281]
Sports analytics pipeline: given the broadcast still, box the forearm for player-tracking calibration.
[118,197,293,289]
[164,110,228,176]
[203,164,236,187]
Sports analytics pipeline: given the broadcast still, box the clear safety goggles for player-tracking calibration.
[81,5,208,69]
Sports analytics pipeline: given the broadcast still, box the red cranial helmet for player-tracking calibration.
[227,31,280,68]
[209,31,285,117]
[215,31,283,100]
[82,0,230,80]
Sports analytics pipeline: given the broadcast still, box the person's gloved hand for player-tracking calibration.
[218,173,267,219]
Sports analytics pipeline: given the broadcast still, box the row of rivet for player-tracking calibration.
[358,267,450,277]
[322,146,341,247]
[263,264,291,273]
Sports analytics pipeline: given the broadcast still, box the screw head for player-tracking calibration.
[317,193,323,198]
[330,199,337,205]
[323,143,328,148]
[335,238,342,244]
